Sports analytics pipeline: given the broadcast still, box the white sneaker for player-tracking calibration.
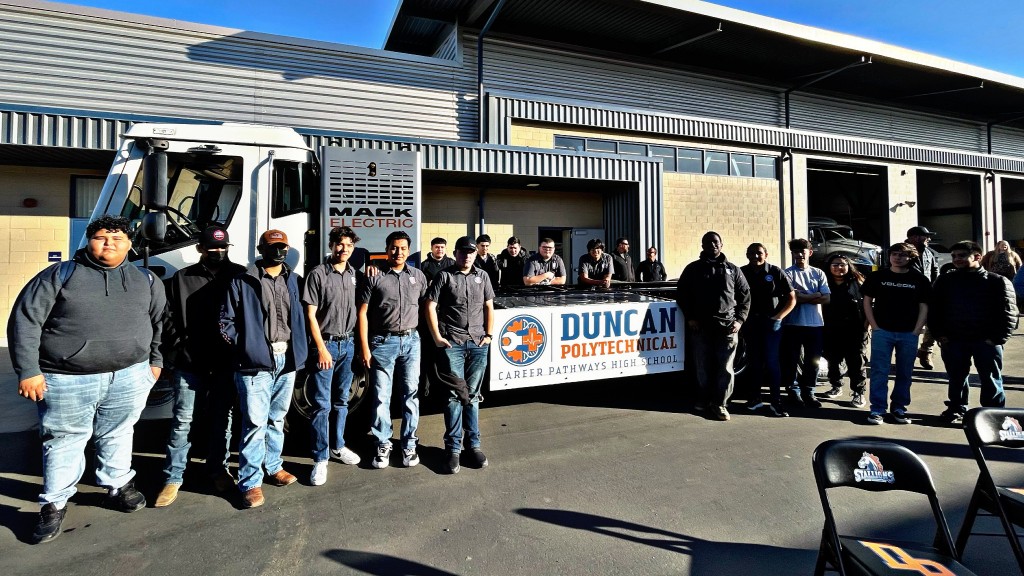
[331,446,361,465]
[372,445,391,469]
[402,448,420,468]
[310,461,328,486]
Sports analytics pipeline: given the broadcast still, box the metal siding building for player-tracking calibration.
[2,0,1024,341]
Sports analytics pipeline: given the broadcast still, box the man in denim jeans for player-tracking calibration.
[8,215,165,543]
[221,229,308,508]
[358,230,427,469]
[155,225,246,507]
[862,242,930,425]
[303,226,363,486]
[425,236,495,474]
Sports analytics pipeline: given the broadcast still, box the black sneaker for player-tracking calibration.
[938,409,964,424]
[821,386,843,399]
[891,410,912,425]
[803,395,823,409]
[106,480,146,512]
[31,504,67,544]
[851,393,867,409]
[866,413,884,425]
[468,448,489,469]
[446,450,460,474]
[786,390,805,408]
[917,352,934,370]
[766,403,789,418]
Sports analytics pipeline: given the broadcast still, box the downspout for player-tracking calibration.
[477,0,507,143]
[478,188,487,235]
[779,149,792,262]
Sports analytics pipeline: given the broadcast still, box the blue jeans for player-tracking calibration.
[740,316,783,404]
[310,339,355,462]
[940,340,1005,413]
[36,360,153,506]
[780,325,824,396]
[440,340,488,452]
[162,369,236,484]
[235,353,294,492]
[868,328,919,414]
[689,325,738,408]
[369,332,420,451]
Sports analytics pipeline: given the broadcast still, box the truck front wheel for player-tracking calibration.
[287,362,370,433]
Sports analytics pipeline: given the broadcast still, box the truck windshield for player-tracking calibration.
[120,153,243,257]
[821,227,855,242]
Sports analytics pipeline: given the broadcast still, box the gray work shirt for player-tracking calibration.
[523,253,567,282]
[302,261,359,337]
[426,265,495,345]
[357,265,427,333]
[260,268,292,343]
[578,253,613,280]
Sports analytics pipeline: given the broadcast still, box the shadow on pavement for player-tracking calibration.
[516,508,812,572]
[324,549,459,575]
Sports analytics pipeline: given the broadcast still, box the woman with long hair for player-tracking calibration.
[820,253,869,408]
[981,240,1022,280]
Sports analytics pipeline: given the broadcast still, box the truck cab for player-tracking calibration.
[808,217,882,271]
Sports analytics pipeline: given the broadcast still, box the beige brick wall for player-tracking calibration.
[0,166,104,344]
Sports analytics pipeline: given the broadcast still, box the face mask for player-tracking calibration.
[204,251,228,265]
[260,245,288,265]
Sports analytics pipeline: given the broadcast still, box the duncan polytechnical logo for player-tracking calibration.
[854,452,895,484]
[499,315,546,366]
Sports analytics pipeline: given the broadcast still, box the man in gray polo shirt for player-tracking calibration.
[358,230,427,469]
[577,238,613,288]
[523,237,567,285]
[426,236,495,474]
[303,226,363,486]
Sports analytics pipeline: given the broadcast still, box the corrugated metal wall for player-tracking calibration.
[0,3,476,140]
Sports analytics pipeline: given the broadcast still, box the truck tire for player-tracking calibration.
[287,361,370,433]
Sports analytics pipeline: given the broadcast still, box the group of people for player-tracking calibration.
[675,227,1019,425]
[8,217,501,544]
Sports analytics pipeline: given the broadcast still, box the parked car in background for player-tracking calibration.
[808,217,883,271]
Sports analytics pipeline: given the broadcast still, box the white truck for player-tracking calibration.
[88,122,685,415]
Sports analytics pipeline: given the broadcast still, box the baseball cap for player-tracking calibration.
[907,226,937,237]
[454,236,476,253]
[199,225,230,248]
[259,229,289,246]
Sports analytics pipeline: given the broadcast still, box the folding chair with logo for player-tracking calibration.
[956,407,1024,573]
[812,439,977,576]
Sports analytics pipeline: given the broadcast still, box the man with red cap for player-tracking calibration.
[220,229,308,508]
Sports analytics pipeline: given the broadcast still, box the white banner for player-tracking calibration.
[489,300,685,389]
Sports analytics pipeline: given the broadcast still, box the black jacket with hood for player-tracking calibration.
[676,252,751,331]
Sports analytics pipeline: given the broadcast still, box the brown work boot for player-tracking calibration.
[242,487,264,509]
[154,483,179,507]
[265,469,297,487]
[210,470,235,493]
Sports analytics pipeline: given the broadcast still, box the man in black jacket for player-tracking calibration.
[155,226,245,507]
[930,240,1019,423]
[676,231,751,421]
[496,236,528,288]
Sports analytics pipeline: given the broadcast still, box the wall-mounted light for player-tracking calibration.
[889,201,916,213]
[526,183,540,187]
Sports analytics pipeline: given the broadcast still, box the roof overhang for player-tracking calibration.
[385,0,1024,129]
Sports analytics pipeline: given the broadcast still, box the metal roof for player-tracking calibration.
[385,0,1024,129]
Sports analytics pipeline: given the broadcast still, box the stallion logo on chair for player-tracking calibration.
[854,452,895,484]
[999,416,1024,441]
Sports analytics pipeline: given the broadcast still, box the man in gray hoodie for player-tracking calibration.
[8,215,166,544]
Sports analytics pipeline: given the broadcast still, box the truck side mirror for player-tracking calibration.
[142,148,168,209]
[140,212,167,242]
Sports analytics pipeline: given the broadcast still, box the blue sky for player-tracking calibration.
[63,0,1024,77]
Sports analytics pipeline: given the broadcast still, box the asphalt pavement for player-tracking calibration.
[2,330,1023,575]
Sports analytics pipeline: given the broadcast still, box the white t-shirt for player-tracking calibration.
[783,265,830,327]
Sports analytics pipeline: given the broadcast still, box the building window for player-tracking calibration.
[552,135,778,180]
[70,176,105,218]
[554,136,585,151]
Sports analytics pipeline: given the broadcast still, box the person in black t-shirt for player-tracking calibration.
[738,243,795,417]
[819,253,868,408]
[861,243,930,425]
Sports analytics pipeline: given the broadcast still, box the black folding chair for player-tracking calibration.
[812,439,976,576]
[956,407,1024,574]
